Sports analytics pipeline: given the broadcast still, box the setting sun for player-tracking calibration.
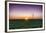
[25,17,28,20]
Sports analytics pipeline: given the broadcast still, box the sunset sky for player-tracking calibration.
[9,3,42,19]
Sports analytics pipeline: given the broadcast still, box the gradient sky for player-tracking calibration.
[9,3,42,19]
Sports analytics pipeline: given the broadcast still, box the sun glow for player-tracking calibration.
[25,17,28,20]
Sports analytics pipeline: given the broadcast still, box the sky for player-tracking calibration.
[9,3,42,19]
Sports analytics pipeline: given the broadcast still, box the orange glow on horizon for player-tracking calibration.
[9,16,42,19]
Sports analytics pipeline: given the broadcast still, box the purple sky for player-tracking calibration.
[9,3,42,19]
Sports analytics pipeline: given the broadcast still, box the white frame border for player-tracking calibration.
[7,2,44,32]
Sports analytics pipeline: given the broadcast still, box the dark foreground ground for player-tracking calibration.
[9,19,42,29]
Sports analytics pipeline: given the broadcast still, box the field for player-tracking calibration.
[9,19,42,29]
